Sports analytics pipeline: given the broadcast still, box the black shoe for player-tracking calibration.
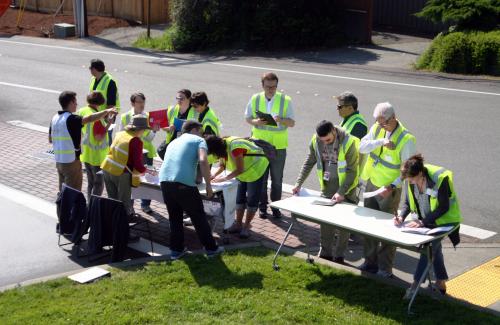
[319,255,333,262]
[358,262,378,274]
[259,211,268,219]
[333,257,345,265]
[272,210,283,219]
[128,233,140,243]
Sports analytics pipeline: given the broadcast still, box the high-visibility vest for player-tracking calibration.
[311,132,359,194]
[406,164,462,225]
[101,131,134,176]
[224,136,269,183]
[78,106,109,166]
[89,72,120,111]
[200,107,222,136]
[250,92,291,149]
[341,112,367,137]
[121,110,156,159]
[361,122,416,187]
[165,105,199,144]
[51,112,76,163]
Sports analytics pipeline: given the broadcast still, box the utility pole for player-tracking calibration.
[147,0,151,38]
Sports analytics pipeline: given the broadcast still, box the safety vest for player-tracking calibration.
[78,106,109,166]
[407,164,462,225]
[361,122,416,187]
[165,105,199,144]
[101,131,134,176]
[250,92,291,149]
[311,132,359,194]
[89,72,120,111]
[342,112,367,137]
[224,136,269,183]
[51,112,76,163]
[121,110,156,159]
[200,108,222,136]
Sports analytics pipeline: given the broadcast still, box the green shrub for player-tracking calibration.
[416,31,500,75]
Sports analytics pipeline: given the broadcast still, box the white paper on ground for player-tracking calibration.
[68,267,110,284]
[362,187,386,199]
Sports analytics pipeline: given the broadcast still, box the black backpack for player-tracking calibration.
[243,138,277,162]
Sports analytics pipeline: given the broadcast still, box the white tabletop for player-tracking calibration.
[271,195,440,247]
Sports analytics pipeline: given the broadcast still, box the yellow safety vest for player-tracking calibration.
[78,106,109,166]
[361,122,416,187]
[165,105,199,144]
[224,136,269,183]
[311,133,359,194]
[200,107,222,136]
[89,72,120,111]
[121,110,156,159]
[342,112,367,136]
[250,92,291,149]
[407,164,462,225]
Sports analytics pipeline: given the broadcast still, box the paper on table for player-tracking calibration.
[362,187,386,199]
[143,173,159,184]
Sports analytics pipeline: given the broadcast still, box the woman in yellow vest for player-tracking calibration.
[395,154,462,299]
[118,92,159,213]
[205,135,269,239]
[78,91,111,199]
[190,91,222,136]
[164,89,198,144]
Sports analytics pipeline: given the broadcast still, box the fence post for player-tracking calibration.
[147,0,151,38]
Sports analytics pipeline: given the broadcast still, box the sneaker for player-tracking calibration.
[141,206,153,214]
[333,257,345,265]
[358,262,378,274]
[376,270,394,278]
[206,246,225,258]
[226,222,242,234]
[239,227,251,239]
[272,210,283,219]
[170,249,187,261]
[183,217,193,226]
[259,211,268,219]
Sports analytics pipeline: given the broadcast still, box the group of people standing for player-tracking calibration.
[50,59,462,295]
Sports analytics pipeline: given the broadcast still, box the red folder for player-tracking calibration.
[148,109,169,128]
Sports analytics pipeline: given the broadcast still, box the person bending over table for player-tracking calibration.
[395,154,462,299]
[292,120,360,264]
[205,135,269,239]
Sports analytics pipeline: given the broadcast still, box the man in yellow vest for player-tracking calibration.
[359,102,416,278]
[396,154,461,298]
[292,121,360,264]
[89,59,120,143]
[245,72,295,219]
[335,91,367,140]
[117,92,159,214]
[78,91,111,199]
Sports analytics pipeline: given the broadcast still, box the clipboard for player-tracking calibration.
[256,111,277,126]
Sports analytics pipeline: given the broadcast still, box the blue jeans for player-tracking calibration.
[236,174,266,213]
[414,239,448,282]
[259,149,286,213]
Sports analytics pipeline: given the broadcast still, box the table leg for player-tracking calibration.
[407,243,434,315]
[272,217,295,271]
[299,218,314,264]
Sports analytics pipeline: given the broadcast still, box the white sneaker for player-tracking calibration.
[183,217,193,226]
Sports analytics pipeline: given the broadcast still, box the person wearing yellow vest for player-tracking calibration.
[395,154,462,298]
[206,135,269,239]
[117,92,160,214]
[191,91,222,136]
[291,121,360,264]
[164,89,199,144]
[101,115,151,217]
[89,59,120,144]
[335,91,367,140]
[358,102,416,278]
[78,91,111,199]
[49,91,116,192]
[245,72,295,219]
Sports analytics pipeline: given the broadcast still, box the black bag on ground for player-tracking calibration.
[244,138,277,162]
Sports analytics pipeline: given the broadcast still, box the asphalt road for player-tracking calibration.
[1,36,499,241]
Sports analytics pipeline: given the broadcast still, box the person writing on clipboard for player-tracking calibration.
[395,154,462,299]
[292,120,360,264]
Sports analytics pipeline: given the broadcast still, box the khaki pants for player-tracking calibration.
[362,180,401,273]
[56,160,83,192]
[103,170,133,216]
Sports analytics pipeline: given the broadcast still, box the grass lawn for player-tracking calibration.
[0,248,496,324]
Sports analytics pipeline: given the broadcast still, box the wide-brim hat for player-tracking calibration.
[125,115,150,131]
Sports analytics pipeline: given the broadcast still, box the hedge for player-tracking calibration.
[416,31,500,75]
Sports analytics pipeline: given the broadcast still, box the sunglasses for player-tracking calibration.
[175,97,187,101]
[337,104,348,110]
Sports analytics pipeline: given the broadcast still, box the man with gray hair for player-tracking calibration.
[358,102,416,278]
[335,91,367,140]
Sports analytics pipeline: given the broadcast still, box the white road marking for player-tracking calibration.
[211,62,500,97]
[0,183,57,220]
[6,120,499,240]
[0,81,60,94]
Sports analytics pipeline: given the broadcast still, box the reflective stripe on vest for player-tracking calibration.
[51,112,76,163]
[201,108,221,136]
[361,122,415,187]
[78,106,109,166]
[406,164,462,225]
[251,92,290,149]
[225,136,269,183]
[122,110,156,158]
[165,105,199,144]
[100,131,133,176]
[89,72,120,111]
[311,132,359,194]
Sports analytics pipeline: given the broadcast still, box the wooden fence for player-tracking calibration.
[13,0,169,24]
